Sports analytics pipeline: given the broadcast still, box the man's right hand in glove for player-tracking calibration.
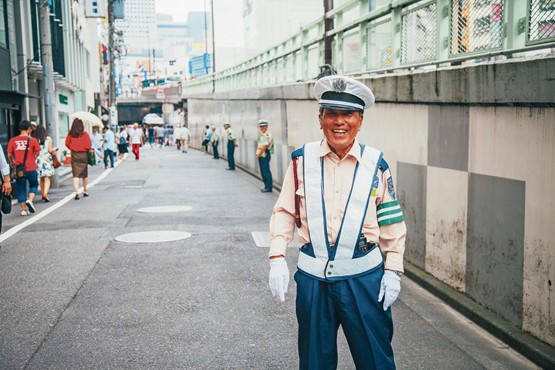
[269,257,289,302]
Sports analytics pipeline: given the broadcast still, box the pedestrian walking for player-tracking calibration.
[65,118,92,200]
[210,126,219,159]
[33,124,57,202]
[90,127,103,165]
[147,125,155,147]
[102,126,116,168]
[7,120,40,215]
[224,121,237,170]
[267,75,407,370]
[116,127,128,160]
[0,143,12,232]
[256,119,273,192]
[202,125,212,153]
[129,123,144,160]
[179,125,191,153]
[173,125,182,151]
[156,125,165,147]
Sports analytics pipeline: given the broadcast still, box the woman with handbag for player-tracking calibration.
[33,124,58,202]
[7,120,41,216]
[65,118,92,200]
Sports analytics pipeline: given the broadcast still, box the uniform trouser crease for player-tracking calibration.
[295,267,396,370]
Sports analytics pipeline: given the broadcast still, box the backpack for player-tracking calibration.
[119,135,127,145]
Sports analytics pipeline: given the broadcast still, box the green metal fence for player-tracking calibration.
[183,0,555,95]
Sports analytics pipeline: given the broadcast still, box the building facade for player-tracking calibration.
[0,0,101,151]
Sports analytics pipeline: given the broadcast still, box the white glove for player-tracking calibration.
[269,258,290,302]
[378,270,401,311]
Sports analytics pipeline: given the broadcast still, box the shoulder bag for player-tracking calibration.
[10,137,31,180]
[51,152,62,169]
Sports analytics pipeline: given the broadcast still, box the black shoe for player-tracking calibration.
[226,168,235,170]
[75,194,80,200]
[261,188,272,193]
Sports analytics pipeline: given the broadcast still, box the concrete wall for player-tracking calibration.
[185,56,555,346]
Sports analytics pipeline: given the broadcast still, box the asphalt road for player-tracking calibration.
[0,146,539,369]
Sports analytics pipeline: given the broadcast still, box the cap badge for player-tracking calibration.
[332,78,347,92]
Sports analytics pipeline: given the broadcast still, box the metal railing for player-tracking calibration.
[183,0,555,96]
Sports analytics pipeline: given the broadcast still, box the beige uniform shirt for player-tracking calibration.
[269,139,406,272]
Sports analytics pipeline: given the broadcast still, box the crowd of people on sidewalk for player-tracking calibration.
[0,116,274,228]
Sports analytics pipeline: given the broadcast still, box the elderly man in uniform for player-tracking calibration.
[268,75,406,370]
[223,121,237,170]
[255,119,273,192]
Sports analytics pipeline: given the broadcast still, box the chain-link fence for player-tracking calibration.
[184,0,555,95]
[528,0,555,43]
[401,2,438,64]
[451,0,504,55]
[367,17,393,69]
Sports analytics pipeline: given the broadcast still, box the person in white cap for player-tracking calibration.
[268,75,406,369]
[256,119,273,191]
[223,121,237,169]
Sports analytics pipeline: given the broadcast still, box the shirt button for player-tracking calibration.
[327,271,332,275]
[329,264,334,268]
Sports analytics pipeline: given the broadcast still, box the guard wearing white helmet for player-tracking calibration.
[268,75,406,370]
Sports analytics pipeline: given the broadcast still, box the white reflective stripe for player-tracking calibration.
[334,146,381,260]
[319,99,364,111]
[377,211,404,221]
[376,204,401,216]
[303,141,328,259]
[298,246,383,279]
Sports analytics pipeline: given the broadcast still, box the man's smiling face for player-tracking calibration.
[319,108,363,159]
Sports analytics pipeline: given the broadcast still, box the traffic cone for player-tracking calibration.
[63,151,71,164]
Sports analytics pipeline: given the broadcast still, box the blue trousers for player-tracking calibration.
[15,170,39,203]
[212,143,219,159]
[104,149,115,168]
[295,266,396,370]
[227,141,235,169]
[258,154,272,190]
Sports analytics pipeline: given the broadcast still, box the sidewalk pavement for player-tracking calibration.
[0,146,547,369]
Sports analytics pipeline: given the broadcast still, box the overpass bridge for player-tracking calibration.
[116,85,183,126]
[178,1,555,367]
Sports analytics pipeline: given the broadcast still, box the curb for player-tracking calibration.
[404,262,555,369]
[56,166,73,183]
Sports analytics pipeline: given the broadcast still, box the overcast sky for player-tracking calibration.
[155,0,207,22]
[155,0,244,47]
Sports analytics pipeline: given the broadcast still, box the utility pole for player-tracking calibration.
[324,0,334,66]
[108,0,116,129]
[39,0,59,187]
[39,0,57,144]
[210,0,216,73]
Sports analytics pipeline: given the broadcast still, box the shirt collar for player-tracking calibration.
[319,139,362,162]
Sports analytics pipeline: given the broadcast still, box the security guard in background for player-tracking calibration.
[268,75,406,369]
[224,121,237,170]
[256,119,273,192]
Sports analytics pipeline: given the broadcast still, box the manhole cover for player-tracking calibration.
[137,206,193,213]
[115,231,192,243]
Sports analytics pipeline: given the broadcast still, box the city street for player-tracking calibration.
[0,146,539,369]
